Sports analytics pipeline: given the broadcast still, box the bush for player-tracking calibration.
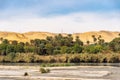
[73,44,83,53]
[13,53,33,63]
[53,50,61,54]
[85,45,103,54]
[109,38,120,52]
[39,68,50,73]
[68,54,80,63]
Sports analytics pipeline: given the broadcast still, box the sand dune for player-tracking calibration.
[0,30,119,43]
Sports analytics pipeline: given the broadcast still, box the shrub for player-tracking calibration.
[68,54,80,63]
[39,68,50,73]
[53,50,61,54]
[73,44,83,53]
[109,38,120,52]
[85,45,103,54]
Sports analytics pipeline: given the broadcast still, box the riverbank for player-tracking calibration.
[0,65,117,80]
[0,65,114,69]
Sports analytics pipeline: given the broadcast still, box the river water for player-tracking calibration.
[0,63,120,80]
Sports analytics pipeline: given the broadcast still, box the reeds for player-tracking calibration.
[0,53,120,63]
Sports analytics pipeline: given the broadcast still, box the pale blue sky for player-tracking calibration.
[0,0,120,33]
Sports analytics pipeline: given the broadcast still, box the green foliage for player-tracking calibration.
[53,50,61,54]
[6,45,15,53]
[0,33,120,63]
[45,43,54,55]
[0,33,120,56]
[73,44,83,53]
[85,45,103,54]
[0,43,8,55]
[0,52,119,63]
[75,36,83,46]
[34,39,41,47]
[11,40,18,45]
[92,35,97,43]
[98,39,105,45]
[109,38,120,52]
[2,39,9,44]
[14,44,24,53]
[66,47,72,53]
[40,68,46,73]
[68,54,80,63]
[39,68,50,73]
[3,52,15,62]
[61,46,68,54]
[24,46,35,53]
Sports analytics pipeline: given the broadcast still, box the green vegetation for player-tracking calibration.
[40,68,50,73]
[0,53,119,63]
[109,37,120,52]
[85,44,103,54]
[0,33,120,63]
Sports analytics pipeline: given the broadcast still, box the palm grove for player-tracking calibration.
[0,33,120,63]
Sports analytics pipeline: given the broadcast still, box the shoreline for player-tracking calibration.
[0,65,115,70]
[0,65,116,80]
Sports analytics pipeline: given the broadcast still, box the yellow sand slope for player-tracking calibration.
[0,31,119,43]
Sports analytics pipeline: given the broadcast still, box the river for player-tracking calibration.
[0,63,120,80]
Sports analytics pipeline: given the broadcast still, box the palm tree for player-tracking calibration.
[11,40,18,45]
[86,40,90,45]
[98,35,102,40]
[118,33,120,37]
[98,39,105,45]
[75,36,83,46]
[46,36,53,42]
[67,34,73,41]
[30,39,34,46]
[19,42,25,46]
[0,37,3,44]
[25,42,30,46]
[92,35,97,44]
[0,37,3,41]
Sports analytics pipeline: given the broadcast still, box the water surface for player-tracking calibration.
[0,63,120,80]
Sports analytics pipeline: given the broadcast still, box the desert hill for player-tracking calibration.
[0,31,119,43]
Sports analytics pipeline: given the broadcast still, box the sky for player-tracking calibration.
[0,0,120,33]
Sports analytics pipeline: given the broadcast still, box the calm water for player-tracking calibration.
[0,63,120,80]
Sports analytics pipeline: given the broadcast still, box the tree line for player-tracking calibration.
[0,33,120,56]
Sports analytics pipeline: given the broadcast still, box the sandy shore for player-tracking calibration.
[0,65,114,70]
[0,65,113,80]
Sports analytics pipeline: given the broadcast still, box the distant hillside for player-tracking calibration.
[0,31,119,43]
